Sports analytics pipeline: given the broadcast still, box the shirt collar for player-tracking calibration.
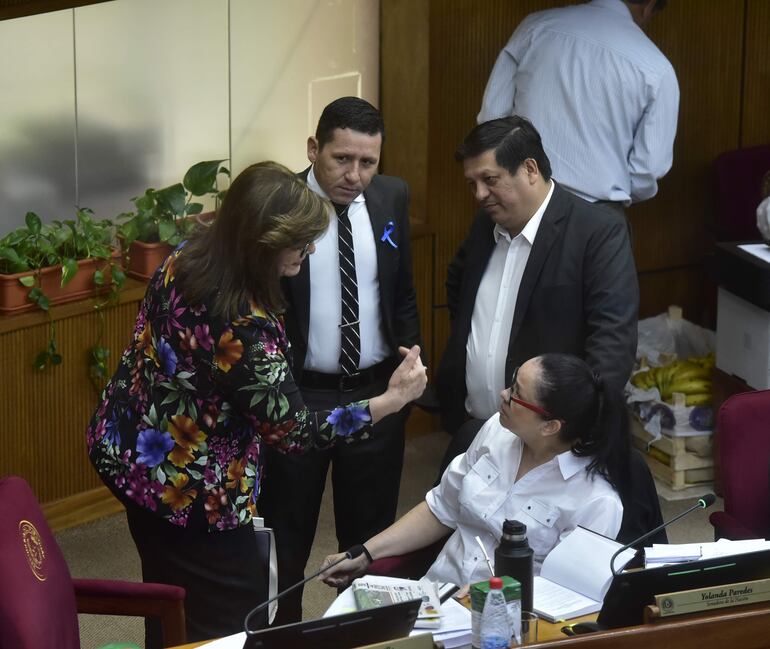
[493,179,555,244]
[511,427,589,480]
[307,165,366,204]
[557,448,592,480]
[589,0,633,21]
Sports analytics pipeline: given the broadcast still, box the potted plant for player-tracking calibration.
[118,159,229,280]
[0,208,126,371]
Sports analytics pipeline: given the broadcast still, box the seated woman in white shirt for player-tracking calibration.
[320,353,630,588]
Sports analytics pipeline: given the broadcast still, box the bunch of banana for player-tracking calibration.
[630,354,714,405]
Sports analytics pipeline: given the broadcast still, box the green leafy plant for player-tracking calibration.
[0,208,125,373]
[118,159,229,246]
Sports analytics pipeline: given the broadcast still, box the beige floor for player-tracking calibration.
[56,426,720,649]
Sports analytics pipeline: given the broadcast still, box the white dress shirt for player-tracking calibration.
[464,181,554,420]
[304,167,389,372]
[425,414,623,587]
[478,0,679,204]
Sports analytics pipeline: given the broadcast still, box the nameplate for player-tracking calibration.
[655,577,770,617]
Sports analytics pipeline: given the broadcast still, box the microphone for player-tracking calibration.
[610,493,716,575]
[243,544,367,633]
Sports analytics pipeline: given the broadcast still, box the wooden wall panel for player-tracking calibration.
[410,230,437,371]
[638,266,718,323]
[381,0,430,222]
[742,0,770,147]
[630,0,744,273]
[0,290,143,503]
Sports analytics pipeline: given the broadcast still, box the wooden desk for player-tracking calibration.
[527,601,770,648]
[170,601,770,648]
[168,615,595,648]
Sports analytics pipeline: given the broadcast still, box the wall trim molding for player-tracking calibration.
[0,1,108,22]
[42,485,125,533]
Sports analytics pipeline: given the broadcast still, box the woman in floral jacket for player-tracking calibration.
[86,161,426,646]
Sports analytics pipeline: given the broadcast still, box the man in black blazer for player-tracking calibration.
[258,97,421,624]
[435,116,638,473]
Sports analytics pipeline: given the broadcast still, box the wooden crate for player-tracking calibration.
[631,418,714,490]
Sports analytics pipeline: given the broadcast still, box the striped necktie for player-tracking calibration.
[336,203,360,376]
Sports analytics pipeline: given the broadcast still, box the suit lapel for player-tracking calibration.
[507,184,568,349]
[458,217,496,334]
[363,180,392,290]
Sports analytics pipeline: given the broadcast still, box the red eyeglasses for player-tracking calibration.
[506,366,556,420]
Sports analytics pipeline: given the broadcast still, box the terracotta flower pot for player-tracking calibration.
[123,211,215,281]
[124,240,174,281]
[0,249,122,315]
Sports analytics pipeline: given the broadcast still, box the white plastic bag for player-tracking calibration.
[636,306,715,366]
[757,195,770,242]
[628,307,716,439]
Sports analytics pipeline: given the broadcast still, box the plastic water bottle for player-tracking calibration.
[480,576,511,649]
[495,519,534,614]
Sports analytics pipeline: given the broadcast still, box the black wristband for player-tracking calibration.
[361,544,374,563]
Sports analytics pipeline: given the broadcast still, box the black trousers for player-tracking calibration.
[125,503,268,648]
[257,376,408,625]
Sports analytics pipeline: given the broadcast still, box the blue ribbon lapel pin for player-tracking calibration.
[380,220,398,248]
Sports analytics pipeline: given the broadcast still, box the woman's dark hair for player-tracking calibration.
[173,161,330,320]
[315,96,385,149]
[455,116,552,180]
[534,353,631,499]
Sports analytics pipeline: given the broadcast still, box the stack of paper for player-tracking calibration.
[644,538,770,568]
[701,538,770,559]
[428,597,472,649]
[644,542,703,567]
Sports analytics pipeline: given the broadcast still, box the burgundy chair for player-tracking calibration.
[712,145,770,241]
[710,390,770,540]
[367,538,448,579]
[0,475,187,649]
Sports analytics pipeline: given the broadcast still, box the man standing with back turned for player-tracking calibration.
[478,0,679,211]
[258,97,421,624]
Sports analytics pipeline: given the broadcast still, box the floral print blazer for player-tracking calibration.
[87,249,373,532]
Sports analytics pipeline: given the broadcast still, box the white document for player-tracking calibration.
[431,597,473,648]
[700,538,770,559]
[533,526,636,623]
[645,542,703,566]
[644,538,770,567]
[738,243,770,265]
[195,631,246,648]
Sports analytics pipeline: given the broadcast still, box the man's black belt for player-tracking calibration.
[299,358,395,392]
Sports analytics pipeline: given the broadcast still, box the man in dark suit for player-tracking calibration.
[435,116,639,475]
[258,97,421,624]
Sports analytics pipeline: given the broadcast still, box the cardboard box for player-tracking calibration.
[716,287,770,389]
